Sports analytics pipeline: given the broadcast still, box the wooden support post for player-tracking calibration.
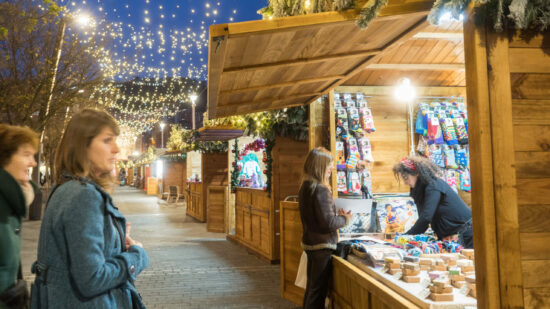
[486,30,525,307]
[462,11,501,309]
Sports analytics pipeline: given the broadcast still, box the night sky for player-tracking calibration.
[58,0,266,80]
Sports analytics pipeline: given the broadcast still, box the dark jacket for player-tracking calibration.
[31,176,149,309]
[406,178,472,239]
[0,168,37,294]
[299,181,348,251]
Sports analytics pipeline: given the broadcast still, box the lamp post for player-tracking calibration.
[394,78,416,156]
[189,94,198,130]
[160,122,165,148]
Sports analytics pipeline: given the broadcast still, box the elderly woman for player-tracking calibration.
[31,109,149,308]
[0,124,38,308]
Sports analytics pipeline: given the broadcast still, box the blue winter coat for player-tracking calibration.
[30,176,149,309]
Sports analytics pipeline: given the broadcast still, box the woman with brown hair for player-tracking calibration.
[0,124,38,308]
[30,109,149,308]
[299,147,352,309]
[393,156,473,248]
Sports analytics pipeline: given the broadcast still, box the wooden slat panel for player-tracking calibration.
[463,12,501,308]
[520,233,550,260]
[512,99,550,126]
[511,74,550,100]
[280,202,304,306]
[517,178,550,205]
[515,152,550,179]
[509,48,550,73]
[509,31,550,48]
[522,260,550,288]
[518,205,550,233]
[524,287,550,309]
[514,125,550,151]
[206,186,227,233]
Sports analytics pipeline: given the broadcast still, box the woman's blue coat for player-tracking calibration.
[30,178,149,308]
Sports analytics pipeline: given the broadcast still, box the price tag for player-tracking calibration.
[417,288,431,299]
[459,285,470,296]
[392,272,402,280]
[421,278,431,289]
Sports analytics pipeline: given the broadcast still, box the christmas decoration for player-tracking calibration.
[230,139,240,193]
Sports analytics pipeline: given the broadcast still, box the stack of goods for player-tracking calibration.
[466,275,477,298]
[401,256,421,283]
[334,93,374,198]
[414,99,471,193]
[429,277,454,302]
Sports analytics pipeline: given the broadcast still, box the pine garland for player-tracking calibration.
[264,138,275,196]
[230,139,240,193]
[428,0,550,32]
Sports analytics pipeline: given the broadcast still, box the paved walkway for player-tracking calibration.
[21,186,296,309]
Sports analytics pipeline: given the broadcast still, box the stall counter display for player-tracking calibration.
[340,234,477,307]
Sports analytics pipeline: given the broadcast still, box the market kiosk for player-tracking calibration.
[230,136,308,263]
[207,1,550,307]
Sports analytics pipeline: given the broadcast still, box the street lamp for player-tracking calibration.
[189,94,198,130]
[394,78,416,156]
[160,122,166,148]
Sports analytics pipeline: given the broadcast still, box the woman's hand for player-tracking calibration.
[126,235,143,249]
[339,208,353,223]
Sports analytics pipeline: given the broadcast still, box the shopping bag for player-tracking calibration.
[294,251,307,289]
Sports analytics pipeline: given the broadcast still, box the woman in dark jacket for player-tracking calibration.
[299,147,352,309]
[0,124,39,308]
[393,156,473,248]
[30,109,149,308]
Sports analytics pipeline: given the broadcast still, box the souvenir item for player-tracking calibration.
[440,117,459,145]
[335,141,346,170]
[336,108,349,137]
[445,170,458,192]
[459,169,471,192]
[337,171,348,194]
[348,107,361,133]
[360,106,376,133]
[345,137,360,169]
[357,137,374,163]
[375,197,418,234]
[443,145,458,169]
[347,171,361,195]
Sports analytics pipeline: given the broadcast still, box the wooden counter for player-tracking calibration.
[233,187,278,262]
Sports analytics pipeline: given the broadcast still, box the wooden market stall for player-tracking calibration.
[207,1,550,308]
[159,151,187,202]
[197,126,243,232]
[231,136,308,263]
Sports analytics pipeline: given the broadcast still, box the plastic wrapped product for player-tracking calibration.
[348,107,361,133]
[459,169,471,192]
[336,108,349,138]
[440,116,459,145]
[335,141,346,170]
[345,137,360,169]
[443,145,459,169]
[337,171,348,194]
[347,171,361,195]
[357,137,374,163]
[360,106,376,133]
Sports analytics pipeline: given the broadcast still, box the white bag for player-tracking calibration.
[295,251,307,289]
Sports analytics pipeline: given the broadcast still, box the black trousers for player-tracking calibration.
[303,249,333,309]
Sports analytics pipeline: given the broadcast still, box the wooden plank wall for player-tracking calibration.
[280,202,304,306]
[272,136,309,261]
[507,32,550,308]
[163,161,185,193]
[203,152,229,233]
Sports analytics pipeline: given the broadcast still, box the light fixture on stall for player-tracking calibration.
[394,78,416,156]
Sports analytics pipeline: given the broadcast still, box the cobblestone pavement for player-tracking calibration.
[21,186,297,309]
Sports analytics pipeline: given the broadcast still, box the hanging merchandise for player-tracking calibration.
[445,170,458,193]
[426,112,445,145]
[415,105,428,136]
[335,141,346,170]
[439,115,459,146]
[459,169,471,192]
[334,93,343,108]
[416,135,428,155]
[344,93,356,108]
[337,171,348,194]
[357,137,374,163]
[348,107,362,134]
[347,171,362,195]
[336,108,350,138]
[345,137,360,169]
[443,145,459,169]
[429,145,445,168]
[359,106,376,133]
[452,111,469,144]
[455,146,469,169]
[360,169,373,199]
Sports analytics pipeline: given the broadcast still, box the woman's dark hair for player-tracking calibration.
[392,156,443,185]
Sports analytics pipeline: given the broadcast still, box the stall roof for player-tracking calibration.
[207,0,435,119]
[195,126,244,141]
